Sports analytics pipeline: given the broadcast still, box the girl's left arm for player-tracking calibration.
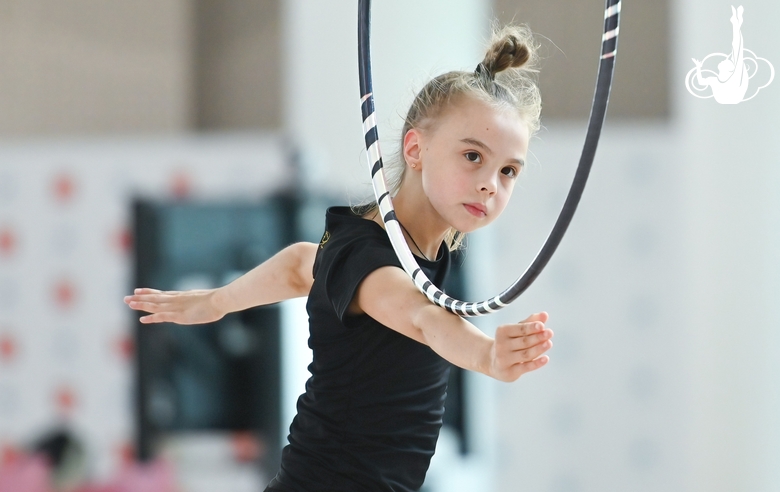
[352,265,553,382]
[125,242,318,325]
[214,241,318,312]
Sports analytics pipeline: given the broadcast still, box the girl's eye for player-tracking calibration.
[464,151,481,163]
[501,166,519,178]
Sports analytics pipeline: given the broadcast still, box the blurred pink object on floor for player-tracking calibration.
[110,459,177,492]
[0,455,52,492]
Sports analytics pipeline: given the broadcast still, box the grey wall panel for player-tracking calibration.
[493,0,670,120]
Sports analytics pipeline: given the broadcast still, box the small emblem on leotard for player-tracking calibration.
[319,231,330,249]
[685,5,774,104]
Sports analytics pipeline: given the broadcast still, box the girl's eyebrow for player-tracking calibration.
[460,137,492,154]
[460,137,525,168]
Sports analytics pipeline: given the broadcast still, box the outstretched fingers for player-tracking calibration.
[506,335,552,376]
[134,288,163,294]
[492,315,554,381]
[139,312,175,324]
[520,311,549,324]
[518,336,553,361]
[500,323,552,351]
[124,293,174,312]
[124,287,222,326]
[124,290,180,323]
[499,352,551,381]
[126,300,170,314]
[127,295,182,324]
[515,355,550,376]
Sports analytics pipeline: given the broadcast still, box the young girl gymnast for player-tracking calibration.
[125,25,553,492]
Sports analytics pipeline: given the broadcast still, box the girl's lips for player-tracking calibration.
[463,203,487,217]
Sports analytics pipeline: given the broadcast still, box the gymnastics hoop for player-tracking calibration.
[358,0,621,317]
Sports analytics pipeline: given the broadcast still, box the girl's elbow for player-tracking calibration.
[410,304,443,346]
[292,242,316,295]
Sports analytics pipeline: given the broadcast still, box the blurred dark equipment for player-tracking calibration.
[31,429,76,468]
[440,250,469,454]
[30,428,86,488]
[133,196,297,476]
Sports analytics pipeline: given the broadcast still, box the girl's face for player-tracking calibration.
[405,96,530,233]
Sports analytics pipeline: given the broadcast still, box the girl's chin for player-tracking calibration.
[456,224,483,234]
[449,217,487,234]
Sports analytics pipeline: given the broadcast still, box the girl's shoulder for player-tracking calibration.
[322,206,387,244]
[312,206,395,278]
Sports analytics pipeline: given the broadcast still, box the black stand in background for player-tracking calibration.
[133,195,299,477]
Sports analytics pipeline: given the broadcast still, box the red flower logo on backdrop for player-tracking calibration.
[115,334,134,361]
[114,227,133,254]
[0,228,15,257]
[117,441,136,465]
[170,170,192,199]
[0,444,21,465]
[0,333,16,362]
[54,385,77,415]
[53,279,77,309]
[52,173,76,204]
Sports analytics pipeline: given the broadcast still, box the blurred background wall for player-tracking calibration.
[0,0,778,491]
[0,0,195,135]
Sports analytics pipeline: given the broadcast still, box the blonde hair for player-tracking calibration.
[361,24,541,251]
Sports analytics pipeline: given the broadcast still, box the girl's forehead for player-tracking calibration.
[438,97,520,125]
[434,98,528,138]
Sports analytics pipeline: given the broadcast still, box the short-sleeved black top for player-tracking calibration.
[267,206,452,492]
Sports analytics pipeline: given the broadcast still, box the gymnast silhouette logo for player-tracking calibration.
[685,5,774,104]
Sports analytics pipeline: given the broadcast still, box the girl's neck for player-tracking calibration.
[382,183,449,261]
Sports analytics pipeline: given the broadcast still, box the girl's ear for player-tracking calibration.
[403,129,423,170]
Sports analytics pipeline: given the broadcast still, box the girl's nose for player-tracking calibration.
[478,173,497,195]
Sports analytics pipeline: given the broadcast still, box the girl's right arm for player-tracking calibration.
[352,265,553,382]
[125,242,318,325]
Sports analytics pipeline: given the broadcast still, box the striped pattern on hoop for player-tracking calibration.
[601,0,621,60]
[357,0,619,316]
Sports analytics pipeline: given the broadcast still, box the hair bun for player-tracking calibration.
[477,26,536,80]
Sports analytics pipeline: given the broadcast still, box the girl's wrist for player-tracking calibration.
[482,340,497,379]
[210,286,232,317]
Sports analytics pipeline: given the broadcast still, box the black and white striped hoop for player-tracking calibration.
[358,0,621,317]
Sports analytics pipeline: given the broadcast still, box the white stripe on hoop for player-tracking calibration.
[425,284,438,298]
[602,27,619,41]
[373,174,389,199]
[469,304,480,317]
[601,51,616,60]
[437,292,451,306]
[604,3,621,18]
[457,303,467,316]
[362,112,377,133]
[493,296,508,308]
[361,92,372,103]
[367,142,382,170]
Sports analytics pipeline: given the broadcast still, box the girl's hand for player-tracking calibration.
[489,312,553,382]
[124,288,226,325]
